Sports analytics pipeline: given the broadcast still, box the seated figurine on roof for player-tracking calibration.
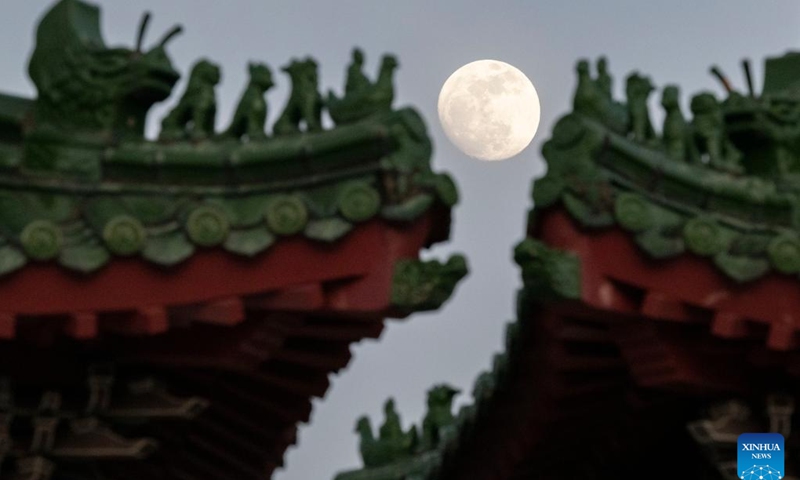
[420,385,460,450]
[572,58,627,134]
[595,57,613,100]
[345,48,371,95]
[327,51,399,125]
[625,72,655,143]
[273,57,323,135]
[224,62,275,140]
[690,92,743,174]
[0,1,466,479]
[341,384,460,477]
[660,85,691,161]
[566,52,800,179]
[159,59,221,141]
[355,399,418,468]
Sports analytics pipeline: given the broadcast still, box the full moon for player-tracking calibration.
[438,60,540,161]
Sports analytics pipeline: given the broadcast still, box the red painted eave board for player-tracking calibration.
[0,217,435,316]
[537,209,800,342]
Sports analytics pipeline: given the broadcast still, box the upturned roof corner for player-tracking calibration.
[0,0,462,279]
[533,53,800,283]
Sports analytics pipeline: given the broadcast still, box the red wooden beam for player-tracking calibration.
[539,209,800,351]
[0,313,15,339]
[0,219,423,315]
[172,298,245,326]
[64,312,98,339]
[245,284,325,312]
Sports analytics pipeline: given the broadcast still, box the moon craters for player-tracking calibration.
[438,60,540,161]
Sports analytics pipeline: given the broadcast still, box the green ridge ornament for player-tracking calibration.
[103,215,147,256]
[186,206,230,247]
[264,195,309,235]
[550,114,586,148]
[223,227,275,257]
[767,234,800,274]
[614,192,653,232]
[338,183,381,222]
[382,194,435,222]
[0,0,455,279]
[305,218,353,242]
[434,174,459,207]
[531,176,565,208]
[683,216,725,257]
[20,220,62,261]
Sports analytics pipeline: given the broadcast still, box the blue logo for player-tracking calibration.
[738,433,784,480]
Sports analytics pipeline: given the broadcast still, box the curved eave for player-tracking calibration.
[418,206,800,479]
[0,210,460,338]
[0,106,461,278]
[0,208,464,480]
[340,207,800,480]
[536,207,800,352]
[537,113,800,285]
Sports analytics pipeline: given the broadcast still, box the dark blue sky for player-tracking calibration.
[1,1,798,478]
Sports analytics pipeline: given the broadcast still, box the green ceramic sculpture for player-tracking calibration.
[159,59,221,141]
[595,57,613,100]
[391,256,469,312]
[625,72,655,143]
[273,58,323,135]
[27,3,181,139]
[690,92,743,173]
[532,51,800,283]
[0,0,462,278]
[355,399,420,469]
[344,384,460,476]
[345,48,371,95]
[419,385,460,451]
[0,2,469,479]
[328,53,399,125]
[334,320,525,480]
[660,85,689,161]
[224,63,275,140]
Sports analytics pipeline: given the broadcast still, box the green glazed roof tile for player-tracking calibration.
[634,230,686,259]
[532,55,800,283]
[338,183,382,223]
[59,243,111,274]
[142,232,194,267]
[223,227,275,257]
[305,218,353,243]
[0,108,457,278]
[0,193,33,235]
[120,196,184,225]
[381,195,434,222]
[0,0,462,328]
[20,220,63,261]
[208,195,272,228]
[0,246,26,275]
[102,215,147,256]
[713,252,770,283]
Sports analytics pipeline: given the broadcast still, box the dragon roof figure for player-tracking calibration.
[0,1,466,479]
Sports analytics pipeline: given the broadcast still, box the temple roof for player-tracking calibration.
[0,106,455,276]
[0,0,457,278]
[0,0,470,330]
[535,55,800,284]
[0,2,467,479]
[335,51,800,480]
[332,315,526,480]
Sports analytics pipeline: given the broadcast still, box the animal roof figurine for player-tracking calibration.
[0,1,466,479]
